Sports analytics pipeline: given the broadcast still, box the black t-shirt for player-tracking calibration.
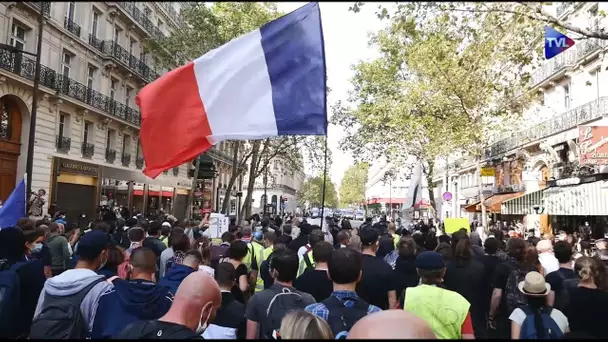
[444,259,486,323]
[260,260,273,289]
[356,254,396,310]
[564,287,608,339]
[545,267,577,297]
[12,260,46,338]
[113,320,202,339]
[480,255,502,304]
[293,269,333,302]
[143,237,167,258]
[392,256,419,297]
[231,263,249,304]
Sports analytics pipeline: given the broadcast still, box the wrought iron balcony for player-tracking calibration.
[64,17,81,37]
[172,167,179,176]
[81,142,94,158]
[121,153,131,166]
[88,34,103,52]
[158,2,186,27]
[116,2,166,40]
[136,156,144,169]
[0,50,142,126]
[106,149,117,163]
[101,40,159,83]
[531,38,607,87]
[56,136,71,153]
[24,2,51,17]
[483,97,608,159]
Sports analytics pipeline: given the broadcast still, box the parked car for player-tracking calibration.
[355,210,365,221]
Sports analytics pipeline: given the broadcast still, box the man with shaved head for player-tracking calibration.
[114,272,222,339]
[93,247,173,339]
[347,310,436,339]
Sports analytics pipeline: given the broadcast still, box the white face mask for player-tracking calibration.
[195,304,213,335]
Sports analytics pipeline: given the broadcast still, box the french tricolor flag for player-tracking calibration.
[137,2,327,178]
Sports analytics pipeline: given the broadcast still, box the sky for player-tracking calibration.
[275,2,392,187]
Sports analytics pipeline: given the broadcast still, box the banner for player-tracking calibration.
[444,217,470,234]
[579,125,608,165]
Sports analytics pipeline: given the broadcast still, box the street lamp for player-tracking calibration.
[0,6,45,209]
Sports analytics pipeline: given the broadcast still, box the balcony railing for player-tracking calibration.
[136,156,144,169]
[158,2,186,27]
[56,136,71,153]
[88,34,103,52]
[121,153,131,166]
[531,37,607,87]
[172,167,179,176]
[0,50,141,126]
[116,2,166,40]
[483,97,608,159]
[24,2,51,17]
[81,142,94,158]
[106,149,117,163]
[64,17,81,37]
[100,40,159,83]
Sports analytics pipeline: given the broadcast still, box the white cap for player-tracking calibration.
[162,222,172,228]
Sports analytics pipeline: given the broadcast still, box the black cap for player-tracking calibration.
[415,251,445,270]
[76,230,109,261]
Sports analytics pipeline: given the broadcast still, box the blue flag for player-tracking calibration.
[0,178,26,229]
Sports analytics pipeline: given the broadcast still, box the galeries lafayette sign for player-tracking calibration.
[579,125,608,166]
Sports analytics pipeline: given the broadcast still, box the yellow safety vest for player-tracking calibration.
[243,241,264,272]
[254,246,274,292]
[297,250,315,277]
[403,284,470,339]
[392,233,400,248]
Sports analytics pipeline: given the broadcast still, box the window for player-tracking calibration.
[595,69,600,99]
[10,22,27,51]
[67,1,76,21]
[59,113,68,138]
[87,65,96,89]
[62,52,72,77]
[122,134,130,154]
[136,138,142,157]
[157,19,164,32]
[91,10,100,38]
[106,129,115,149]
[129,38,136,56]
[564,83,571,109]
[110,78,118,100]
[0,99,14,140]
[113,26,122,44]
[83,121,91,144]
[140,50,148,64]
[125,86,132,107]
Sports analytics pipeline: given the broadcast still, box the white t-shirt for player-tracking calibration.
[509,307,569,334]
[198,265,215,278]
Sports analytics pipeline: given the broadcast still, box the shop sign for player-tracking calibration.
[58,159,99,176]
[579,125,608,166]
[480,167,496,177]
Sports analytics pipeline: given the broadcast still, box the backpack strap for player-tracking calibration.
[303,253,313,269]
[62,277,106,307]
[106,276,120,284]
[266,287,302,316]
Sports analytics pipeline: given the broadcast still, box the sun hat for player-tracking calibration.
[518,271,551,296]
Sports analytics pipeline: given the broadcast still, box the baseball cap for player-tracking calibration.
[415,251,446,270]
[76,230,109,261]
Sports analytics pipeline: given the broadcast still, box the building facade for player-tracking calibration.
[243,156,305,216]
[0,2,196,222]
[436,2,608,237]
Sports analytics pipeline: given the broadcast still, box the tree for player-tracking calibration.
[351,2,608,40]
[339,163,369,207]
[299,175,339,209]
[334,4,538,227]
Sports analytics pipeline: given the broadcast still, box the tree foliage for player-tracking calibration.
[299,175,339,209]
[339,163,369,206]
[334,2,540,216]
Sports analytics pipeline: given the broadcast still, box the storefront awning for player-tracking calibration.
[464,192,524,213]
[501,189,546,215]
[544,180,608,216]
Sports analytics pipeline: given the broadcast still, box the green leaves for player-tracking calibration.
[339,163,369,206]
[299,175,339,208]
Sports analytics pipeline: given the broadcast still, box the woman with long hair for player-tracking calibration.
[195,236,214,278]
[221,240,250,304]
[509,271,569,338]
[525,245,546,276]
[563,257,608,338]
[444,231,487,339]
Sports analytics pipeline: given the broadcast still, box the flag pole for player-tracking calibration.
[319,136,328,231]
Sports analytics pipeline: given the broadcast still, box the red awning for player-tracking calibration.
[146,190,174,197]
[365,198,407,205]
[133,190,144,196]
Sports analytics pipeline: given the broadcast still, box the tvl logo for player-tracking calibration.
[545,26,575,59]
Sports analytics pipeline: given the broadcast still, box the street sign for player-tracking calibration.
[442,192,453,201]
[480,167,496,177]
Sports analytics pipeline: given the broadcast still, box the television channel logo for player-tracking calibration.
[544,26,575,59]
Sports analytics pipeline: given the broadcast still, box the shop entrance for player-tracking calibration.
[0,96,23,201]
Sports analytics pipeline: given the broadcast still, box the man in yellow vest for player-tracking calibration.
[254,231,277,292]
[244,231,264,291]
[388,223,400,248]
[402,251,475,340]
[297,229,325,277]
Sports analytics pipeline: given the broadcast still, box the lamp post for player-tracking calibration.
[0,5,45,211]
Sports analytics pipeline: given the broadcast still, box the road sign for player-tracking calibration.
[442,192,453,201]
[480,167,496,177]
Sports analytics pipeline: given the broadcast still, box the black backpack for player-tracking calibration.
[30,278,106,339]
[505,265,536,315]
[321,296,370,339]
[554,277,580,311]
[265,287,308,339]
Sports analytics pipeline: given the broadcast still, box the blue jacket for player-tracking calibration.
[91,279,173,339]
[159,264,196,294]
